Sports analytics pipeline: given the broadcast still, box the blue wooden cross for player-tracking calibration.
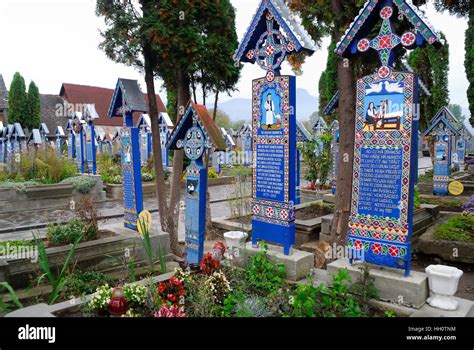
[167,101,226,266]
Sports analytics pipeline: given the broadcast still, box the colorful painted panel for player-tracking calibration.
[331,122,339,194]
[433,139,451,195]
[252,75,296,255]
[121,127,144,230]
[348,70,418,276]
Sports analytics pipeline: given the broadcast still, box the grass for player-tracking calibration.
[434,215,474,242]
[420,197,463,208]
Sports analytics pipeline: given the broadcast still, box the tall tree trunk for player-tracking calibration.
[205,90,221,231]
[213,90,219,120]
[329,58,356,246]
[163,69,189,257]
[191,75,197,103]
[329,0,356,246]
[143,45,183,256]
[201,70,206,105]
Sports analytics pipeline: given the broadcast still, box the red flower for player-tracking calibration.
[371,243,382,255]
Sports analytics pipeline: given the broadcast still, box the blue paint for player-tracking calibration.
[120,127,144,230]
[251,76,296,256]
[108,79,147,231]
[295,149,300,205]
[166,101,224,266]
[358,147,403,219]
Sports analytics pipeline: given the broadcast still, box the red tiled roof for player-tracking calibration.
[59,83,167,126]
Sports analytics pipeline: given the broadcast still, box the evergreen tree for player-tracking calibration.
[96,0,241,254]
[26,81,41,130]
[318,39,338,119]
[466,7,474,125]
[408,33,450,131]
[7,72,27,125]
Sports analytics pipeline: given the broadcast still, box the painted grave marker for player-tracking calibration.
[234,0,316,255]
[330,121,339,194]
[167,101,226,265]
[108,78,147,231]
[336,0,443,275]
[422,114,459,195]
[296,120,313,204]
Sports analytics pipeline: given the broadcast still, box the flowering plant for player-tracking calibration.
[173,267,191,284]
[157,276,186,306]
[200,252,221,275]
[154,304,186,318]
[88,284,112,311]
[123,283,148,306]
[463,195,474,214]
[204,271,232,305]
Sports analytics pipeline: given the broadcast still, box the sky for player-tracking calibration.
[0,0,471,126]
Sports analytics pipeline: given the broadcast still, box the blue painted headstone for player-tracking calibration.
[83,104,99,174]
[167,101,226,265]
[27,129,43,150]
[422,115,459,195]
[66,120,76,160]
[6,123,26,171]
[38,123,50,147]
[136,114,152,167]
[234,0,316,255]
[0,123,5,163]
[330,121,339,195]
[55,126,65,158]
[70,113,86,173]
[108,78,147,231]
[296,120,313,204]
[336,0,443,276]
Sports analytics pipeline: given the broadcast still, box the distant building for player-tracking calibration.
[0,75,8,122]
[59,83,168,138]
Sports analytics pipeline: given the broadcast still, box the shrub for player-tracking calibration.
[97,153,122,184]
[61,176,97,194]
[208,168,219,179]
[0,148,76,184]
[75,197,99,241]
[234,295,273,317]
[246,242,286,295]
[46,219,85,246]
[435,215,474,242]
[63,271,113,297]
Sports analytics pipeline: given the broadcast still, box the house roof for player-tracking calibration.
[167,101,226,152]
[0,74,7,110]
[335,0,443,60]
[234,0,316,67]
[60,82,167,127]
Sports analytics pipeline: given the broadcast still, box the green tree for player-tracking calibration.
[210,109,232,130]
[467,7,474,125]
[408,32,450,131]
[7,72,27,125]
[97,0,241,254]
[428,0,472,125]
[448,104,465,123]
[26,81,41,130]
[290,0,441,244]
[318,38,338,119]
